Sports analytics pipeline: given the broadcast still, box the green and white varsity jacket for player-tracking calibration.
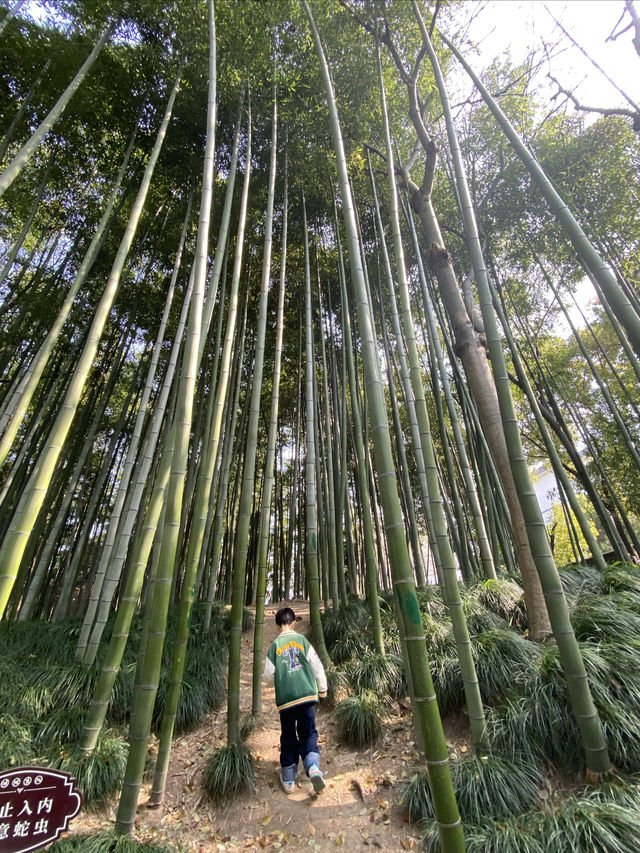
[263,629,327,711]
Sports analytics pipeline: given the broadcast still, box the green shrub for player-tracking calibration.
[0,713,38,767]
[48,832,177,852]
[53,731,128,807]
[345,649,404,699]
[473,629,540,705]
[403,753,544,825]
[422,786,640,853]
[470,578,527,629]
[334,690,385,746]
[602,562,640,595]
[202,742,256,803]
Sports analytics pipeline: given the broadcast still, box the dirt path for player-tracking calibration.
[76,601,426,851]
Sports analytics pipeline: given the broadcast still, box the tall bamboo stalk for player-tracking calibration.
[418,5,611,776]
[303,4,463,847]
[0,66,183,619]
[0,23,113,198]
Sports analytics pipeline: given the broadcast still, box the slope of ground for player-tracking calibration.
[68,600,469,851]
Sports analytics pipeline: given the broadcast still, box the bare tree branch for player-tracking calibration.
[543,2,640,111]
[548,72,640,131]
[626,0,640,56]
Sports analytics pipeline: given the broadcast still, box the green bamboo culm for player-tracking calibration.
[252,134,288,718]
[0,113,139,471]
[375,42,487,752]
[302,2,464,849]
[114,8,217,830]
[302,191,331,671]
[437,28,640,362]
[146,0,220,806]
[0,62,184,621]
[0,22,113,199]
[226,81,277,743]
[336,226,385,655]
[416,3,611,777]
[78,423,175,754]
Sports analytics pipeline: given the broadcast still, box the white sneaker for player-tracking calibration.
[280,772,295,794]
[308,764,325,793]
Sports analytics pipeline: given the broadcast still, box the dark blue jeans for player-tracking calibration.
[279,701,320,781]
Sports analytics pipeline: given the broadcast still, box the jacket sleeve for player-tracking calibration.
[263,644,276,683]
[308,645,328,697]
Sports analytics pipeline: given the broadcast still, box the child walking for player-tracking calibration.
[263,607,327,794]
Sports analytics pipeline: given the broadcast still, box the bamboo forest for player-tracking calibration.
[1,0,639,850]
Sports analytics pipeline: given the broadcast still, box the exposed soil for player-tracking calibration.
[69,600,471,851]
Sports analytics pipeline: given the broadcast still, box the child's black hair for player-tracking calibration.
[275,607,296,626]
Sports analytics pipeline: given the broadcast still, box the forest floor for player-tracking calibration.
[68,599,471,851]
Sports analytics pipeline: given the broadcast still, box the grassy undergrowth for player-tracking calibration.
[322,561,640,852]
[421,777,640,853]
[48,832,177,852]
[0,602,227,804]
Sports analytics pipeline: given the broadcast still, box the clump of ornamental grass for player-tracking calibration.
[334,690,386,747]
[324,666,350,708]
[422,612,454,658]
[540,793,640,852]
[421,815,541,853]
[0,618,77,659]
[153,622,228,734]
[415,585,447,620]
[558,563,604,600]
[430,645,465,714]
[599,639,640,708]
[461,594,507,636]
[487,675,583,771]
[0,713,37,767]
[403,753,545,825]
[322,599,371,643]
[220,605,254,633]
[422,785,640,853]
[470,578,528,629]
[239,713,259,741]
[322,601,373,662]
[585,773,640,808]
[327,629,373,665]
[185,627,228,711]
[570,592,640,643]
[202,742,256,803]
[106,661,137,725]
[153,673,210,736]
[53,730,128,808]
[48,832,177,853]
[599,702,640,773]
[12,682,56,719]
[488,639,640,772]
[602,562,640,595]
[473,629,541,706]
[30,659,98,712]
[345,649,404,699]
[35,706,86,747]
